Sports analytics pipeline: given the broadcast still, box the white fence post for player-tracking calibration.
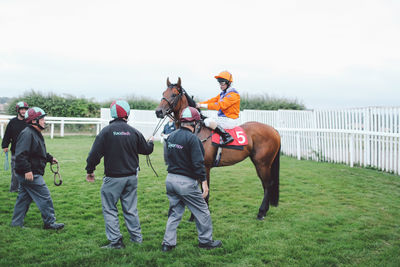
[364,108,370,167]
[0,123,4,139]
[60,119,64,137]
[50,123,54,139]
[296,132,301,160]
[349,134,355,168]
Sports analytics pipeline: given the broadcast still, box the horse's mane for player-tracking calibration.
[182,87,207,120]
[182,88,196,108]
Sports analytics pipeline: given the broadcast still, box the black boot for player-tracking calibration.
[43,222,64,230]
[215,125,234,145]
[101,237,125,249]
[199,240,222,249]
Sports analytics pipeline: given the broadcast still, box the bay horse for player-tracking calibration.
[155,78,281,220]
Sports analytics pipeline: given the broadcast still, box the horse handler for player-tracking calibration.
[85,100,154,249]
[161,106,222,252]
[2,101,29,192]
[11,107,64,230]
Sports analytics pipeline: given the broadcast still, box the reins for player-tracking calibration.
[146,116,169,177]
[50,162,62,186]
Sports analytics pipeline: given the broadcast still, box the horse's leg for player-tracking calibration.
[252,160,272,220]
[258,186,270,220]
[189,167,211,222]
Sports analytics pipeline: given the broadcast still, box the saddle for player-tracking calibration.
[211,126,248,167]
[211,126,248,150]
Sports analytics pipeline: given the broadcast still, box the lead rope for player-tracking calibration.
[146,117,168,177]
[2,151,9,171]
[50,162,62,186]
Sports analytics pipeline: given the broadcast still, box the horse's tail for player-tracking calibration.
[268,145,280,207]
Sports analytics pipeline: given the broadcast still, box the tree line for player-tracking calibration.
[6,90,305,117]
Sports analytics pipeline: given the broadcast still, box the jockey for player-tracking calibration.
[196,71,240,145]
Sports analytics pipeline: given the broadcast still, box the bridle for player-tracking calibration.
[161,84,184,120]
[148,85,184,178]
[160,85,211,142]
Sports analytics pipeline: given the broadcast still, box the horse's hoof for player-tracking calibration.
[257,215,265,220]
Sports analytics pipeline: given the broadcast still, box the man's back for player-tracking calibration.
[86,119,154,177]
[166,127,206,181]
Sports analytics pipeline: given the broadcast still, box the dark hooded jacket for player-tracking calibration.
[14,125,53,176]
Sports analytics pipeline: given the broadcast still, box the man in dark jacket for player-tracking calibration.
[86,100,154,249]
[161,106,222,252]
[11,107,64,230]
[2,101,29,192]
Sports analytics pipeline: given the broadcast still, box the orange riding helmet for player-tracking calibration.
[214,71,233,83]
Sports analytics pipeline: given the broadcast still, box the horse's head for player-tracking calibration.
[155,77,188,120]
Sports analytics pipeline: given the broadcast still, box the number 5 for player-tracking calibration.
[236,130,245,144]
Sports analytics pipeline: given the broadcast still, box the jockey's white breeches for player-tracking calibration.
[204,117,239,129]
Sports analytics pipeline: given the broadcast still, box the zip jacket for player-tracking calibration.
[199,87,240,119]
[86,119,154,177]
[166,127,206,181]
[14,125,53,176]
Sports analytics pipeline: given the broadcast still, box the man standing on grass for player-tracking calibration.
[85,100,154,249]
[2,101,29,192]
[11,107,64,230]
[161,106,222,252]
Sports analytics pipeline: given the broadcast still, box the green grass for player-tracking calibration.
[0,136,399,267]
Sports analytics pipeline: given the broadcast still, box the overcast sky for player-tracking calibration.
[0,0,399,109]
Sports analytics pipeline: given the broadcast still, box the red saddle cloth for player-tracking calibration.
[211,126,248,148]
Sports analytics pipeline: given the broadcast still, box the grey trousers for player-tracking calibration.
[10,155,19,192]
[101,174,142,244]
[162,173,213,246]
[11,173,56,226]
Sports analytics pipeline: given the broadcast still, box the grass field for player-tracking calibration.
[0,135,399,267]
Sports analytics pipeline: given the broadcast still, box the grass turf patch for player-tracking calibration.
[0,135,399,266]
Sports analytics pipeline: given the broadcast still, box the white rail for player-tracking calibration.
[2,107,399,175]
[0,115,104,139]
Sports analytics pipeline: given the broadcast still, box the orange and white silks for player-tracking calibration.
[199,88,240,119]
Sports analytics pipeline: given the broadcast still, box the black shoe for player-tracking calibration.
[199,240,222,249]
[161,244,175,252]
[43,222,64,230]
[221,134,234,145]
[215,126,234,145]
[130,238,142,245]
[102,238,125,249]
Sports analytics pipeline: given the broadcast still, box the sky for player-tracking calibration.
[0,0,399,109]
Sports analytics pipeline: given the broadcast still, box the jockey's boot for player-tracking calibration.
[215,125,234,145]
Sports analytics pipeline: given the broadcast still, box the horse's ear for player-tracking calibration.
[167,77,171,87]
[177,77,181,87]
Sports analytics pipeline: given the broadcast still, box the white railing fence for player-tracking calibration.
[0,115,103,139]
[1,107,399,175]
[242,107,400,175]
